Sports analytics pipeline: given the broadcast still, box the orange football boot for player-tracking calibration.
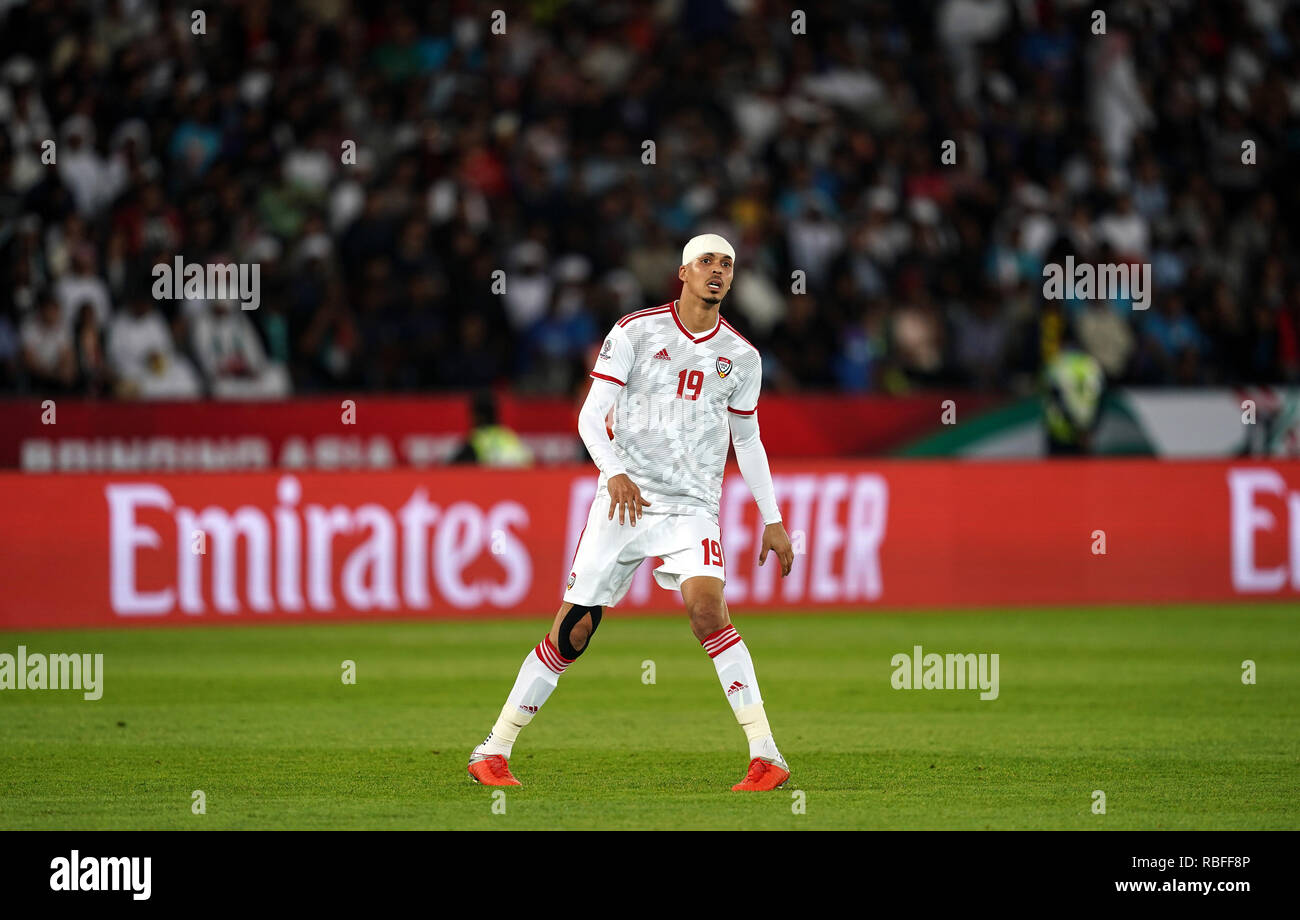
[467,752,521,786]
[732,756,790,791]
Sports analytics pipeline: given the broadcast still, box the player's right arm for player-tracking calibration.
[578,325,651,526]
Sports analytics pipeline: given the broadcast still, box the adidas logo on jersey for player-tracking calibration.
[726,680,747,696]
[653,348,671,360]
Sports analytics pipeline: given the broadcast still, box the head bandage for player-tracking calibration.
[681,233,735,267]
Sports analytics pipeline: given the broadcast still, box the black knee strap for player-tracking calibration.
[558,605,602,659]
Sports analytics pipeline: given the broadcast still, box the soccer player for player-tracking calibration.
[467,233,795,791]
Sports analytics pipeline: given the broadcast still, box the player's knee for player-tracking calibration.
[687,597,727,641]
[557,604,603,659]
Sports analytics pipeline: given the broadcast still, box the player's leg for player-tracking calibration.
[468,600,604,784]
[468,494,630,785]
[653,516,789,790]
[680,575,788,788]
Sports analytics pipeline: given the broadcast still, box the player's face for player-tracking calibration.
[681,253,733,306]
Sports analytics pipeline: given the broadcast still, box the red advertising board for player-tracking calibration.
[1,460,1297,630]
[0,394,993,470]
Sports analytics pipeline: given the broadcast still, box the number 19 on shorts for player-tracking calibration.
[701,538,724,568]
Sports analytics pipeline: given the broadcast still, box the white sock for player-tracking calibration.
[702,625,783,763]
[475,636,572,758]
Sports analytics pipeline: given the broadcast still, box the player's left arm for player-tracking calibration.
[728,355,793,577]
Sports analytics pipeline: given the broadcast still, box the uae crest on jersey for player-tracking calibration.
[716,356,733,378]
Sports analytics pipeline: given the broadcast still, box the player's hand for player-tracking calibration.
[607,473,651,526]
[758,522,794,577]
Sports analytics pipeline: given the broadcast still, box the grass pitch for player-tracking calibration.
[1,605,1296,830]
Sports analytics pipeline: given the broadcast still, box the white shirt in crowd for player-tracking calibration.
[106,307,201,399]
[54,273,112,331]
[189,303,290,399]
[20,314,72,376]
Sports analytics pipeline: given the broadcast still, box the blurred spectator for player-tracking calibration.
[771,296,837,390]
[298,282,359,389]
[106,292,201,399]
[54,244,111,331]
[503,241,553,331]
[888,271,949,389]
[190,298,291,399]
[57,114,127,218]
[1043,345,1104,456]
[835,300,886,392]
[1095,193,1149,260]
[72,301,109,396]
[1277,280,1300,383]
[20,292,75,391]
[952,292,1012,390]
[0,302,19,388]
[520,254,597,393]
[1075,297,1135,380]
[442,313,505,389]
[452,390,533,467]
[1140,293,1205,384]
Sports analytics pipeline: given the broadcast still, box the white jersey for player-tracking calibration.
[589,300,762,520]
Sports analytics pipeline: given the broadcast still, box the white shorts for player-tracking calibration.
[562,501,725,608]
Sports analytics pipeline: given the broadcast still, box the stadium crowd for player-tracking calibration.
[1,0,1298,400]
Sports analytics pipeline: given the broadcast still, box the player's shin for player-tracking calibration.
[474,636,572,758]
[702,625,784,764]
[474,605,601,759]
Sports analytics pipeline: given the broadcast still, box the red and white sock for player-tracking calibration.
[475,636,573,758]
[702,625,783,763]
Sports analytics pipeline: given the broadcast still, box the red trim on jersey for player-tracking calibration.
[670,300,722,343]
[618,304,673,327]
[695,322,722,343]
[568,523,587,572]
[719,318,756,351]
[727,405,757,415]
[669,301,694,339]
[590,372,625,387]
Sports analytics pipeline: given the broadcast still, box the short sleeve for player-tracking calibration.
[590,323,634,387]
[727,352,762,414]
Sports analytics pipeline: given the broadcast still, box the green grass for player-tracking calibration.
[1,605,1297,829]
